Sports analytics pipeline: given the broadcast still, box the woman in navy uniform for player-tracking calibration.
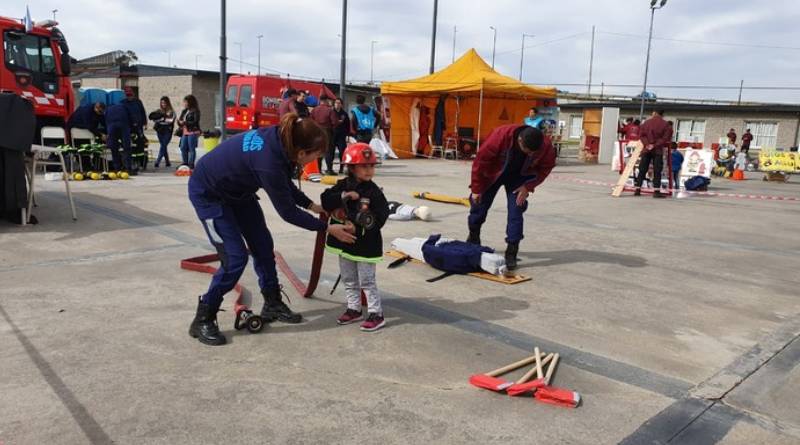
[188,113,356,345]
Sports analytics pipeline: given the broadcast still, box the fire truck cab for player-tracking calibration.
[0,15,75,132]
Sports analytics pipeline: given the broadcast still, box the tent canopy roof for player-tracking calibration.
[380,49,557,99]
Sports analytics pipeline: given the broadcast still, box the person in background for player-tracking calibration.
[741,129,753,156]
[625,119,641,141]
[524,107,544,129]
[311,94,340,174]
[417,105,431,156]
[332,98,350,174]
[278,88,299,117]
[153,96,175,168]
[67,102,106,140]
[727,128,737,145]
[670,141,683,188]
[105,100,134,173]
[295,90,310,118]
[122,87,147,171]
[177,94,201,169]
[634,110,672,198]
[350,95,380,143]
[618,117,634,140]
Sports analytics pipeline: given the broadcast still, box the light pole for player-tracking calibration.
[452,25,457,62]
[51,9,58,21]
[370,40,378,84]
[233,41,242,73]
[429,0,438,74]
[257,34,263,76]
[518,33,533,81]
[340,0,347,105]
[195,54,202,70]
[489,26,497,68]
[163,50,171,67]
[220,0,227,140]
[639,0,668,120]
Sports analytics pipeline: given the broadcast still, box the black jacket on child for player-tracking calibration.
[321,177,389,262]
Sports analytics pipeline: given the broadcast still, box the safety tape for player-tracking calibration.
[549,174,800,202]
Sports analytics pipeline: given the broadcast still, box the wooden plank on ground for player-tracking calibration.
[612,141,644,197]
[385,250,531,284]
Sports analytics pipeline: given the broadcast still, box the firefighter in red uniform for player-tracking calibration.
[634,110,672,198]
[467,125,556,270]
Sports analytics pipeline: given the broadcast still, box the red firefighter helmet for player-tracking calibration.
[342,143,377,165]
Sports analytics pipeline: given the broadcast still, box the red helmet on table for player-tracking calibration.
[342,143,377,165]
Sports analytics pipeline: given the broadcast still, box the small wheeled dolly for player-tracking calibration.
[233,305,264,333]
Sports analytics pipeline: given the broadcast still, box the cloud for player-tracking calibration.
[3,0,800,103]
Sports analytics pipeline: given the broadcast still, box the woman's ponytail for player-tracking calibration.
[279,112,329,162]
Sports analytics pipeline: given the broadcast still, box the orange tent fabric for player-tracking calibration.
[381,49,557,158]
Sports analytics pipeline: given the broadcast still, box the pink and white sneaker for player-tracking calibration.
[337,309,363,325]
[360,313,386,332]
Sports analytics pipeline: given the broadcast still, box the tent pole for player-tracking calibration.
[476,79,484,151]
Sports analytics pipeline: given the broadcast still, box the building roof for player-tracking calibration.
[559,100,800,114]
[73,63,221,79]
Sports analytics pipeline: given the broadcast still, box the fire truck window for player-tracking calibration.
[3,32,54,73]
[226,85,238,106]
[239,85,252,107]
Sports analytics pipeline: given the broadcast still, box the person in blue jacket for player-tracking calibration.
[67,102,106,140]
[105,101,133,173]
[188,113,357,346]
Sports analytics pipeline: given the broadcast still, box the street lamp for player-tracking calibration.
[163,50,171,67]
[195,54,202,70]
[519,33,533,81]
[257,34,263,76]
[370,40,378,84]
[639,0,668,120]
[233,41,242,73]
[452,25,457,63]
[489,26,497,68]
[52,9,58,21]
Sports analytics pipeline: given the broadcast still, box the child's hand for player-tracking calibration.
[342,191,360,201]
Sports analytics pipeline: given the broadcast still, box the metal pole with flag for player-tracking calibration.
[23,6,33,32]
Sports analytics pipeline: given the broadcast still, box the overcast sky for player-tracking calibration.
[5,0,800,103]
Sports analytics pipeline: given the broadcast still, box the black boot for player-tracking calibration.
[466,227,481,245]
[189,298,226,346]
[634,187,642,196]
[505,242,520,271]
[653,190,666,199]
[261,287,302,324]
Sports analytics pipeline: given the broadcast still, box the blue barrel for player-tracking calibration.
[79,88,108,107]
[106,89,125,106]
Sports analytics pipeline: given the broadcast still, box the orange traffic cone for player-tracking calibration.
[302,160,321,181]
[731,169,745,181]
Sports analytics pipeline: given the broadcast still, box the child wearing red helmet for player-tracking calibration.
[321,143,390,331]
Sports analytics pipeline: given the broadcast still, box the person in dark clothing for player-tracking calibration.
[321,142,389,332]
[634,110,672,198]
[350,95,380,143]
[311,94,340,174]
[741,129,753,155]
[187,113,357,346]
[467,125,556,270]
[177,95,201,168]
[152,96,175,168]
[332,98,350,174]
[123,87,147,172]
[105,102,133,172]
[670,141,683,188]
[295,90,310,118]
[67,102,106,140]
[278,88,298,117]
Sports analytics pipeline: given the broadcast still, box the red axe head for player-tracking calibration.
[469,374,514,392]
[506,378,545,397]
[534,386,581,408]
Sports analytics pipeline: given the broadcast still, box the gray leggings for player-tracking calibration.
[339,257,382,314]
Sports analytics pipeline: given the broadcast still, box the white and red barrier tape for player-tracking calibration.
[549,174,800,202]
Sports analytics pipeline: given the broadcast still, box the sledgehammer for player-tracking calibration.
[469,354,543,392]
[506,348,554,397]
[533,353,582,408]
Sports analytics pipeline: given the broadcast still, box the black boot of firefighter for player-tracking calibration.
[466,226,481,245]
[189,297,227,346]
[261,287,303,324]
[505,241,520,271]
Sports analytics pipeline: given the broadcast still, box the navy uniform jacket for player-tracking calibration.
[122,98,147,128]
[67,104,105,136]
[105,103,131,127]
[188,126,326,232]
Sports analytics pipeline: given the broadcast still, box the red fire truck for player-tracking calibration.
[225,75,336,133]
[0,15,75,131]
